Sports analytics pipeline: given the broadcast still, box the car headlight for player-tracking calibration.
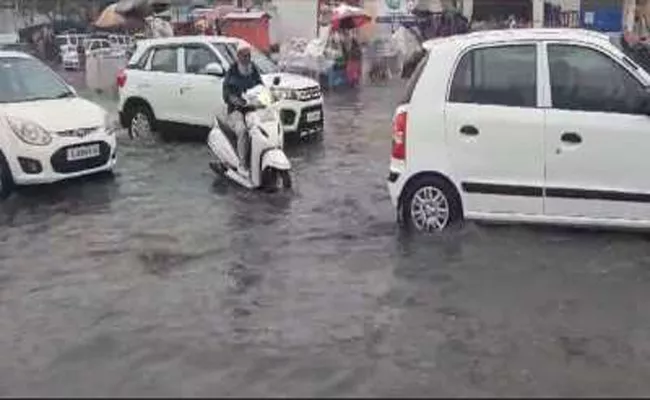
[103,113,120,136]
[6,117,52,146]
[271,88,298,101]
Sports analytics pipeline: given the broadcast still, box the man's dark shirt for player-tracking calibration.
[223,63,264,114]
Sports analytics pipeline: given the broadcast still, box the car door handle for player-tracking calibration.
[137,83,151,88]
[459,125,479,136]
[561,132,582,144]
[179,86,193,94]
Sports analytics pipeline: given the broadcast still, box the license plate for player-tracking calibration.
[66,144,100,161]
[306,110,321,123]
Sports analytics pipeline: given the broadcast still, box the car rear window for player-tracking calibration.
[127,47,150,70]
[399,50,429,104]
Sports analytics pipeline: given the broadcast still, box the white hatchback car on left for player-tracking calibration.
[0,51,118,198]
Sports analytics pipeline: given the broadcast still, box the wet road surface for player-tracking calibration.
[3,80,650,396]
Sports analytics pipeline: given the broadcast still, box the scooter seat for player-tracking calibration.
[216,118,238,150]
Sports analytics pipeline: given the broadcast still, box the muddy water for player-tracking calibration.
[2,81,650,396]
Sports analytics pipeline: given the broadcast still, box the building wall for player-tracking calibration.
[0,8,48,34]
[273,0,319,41]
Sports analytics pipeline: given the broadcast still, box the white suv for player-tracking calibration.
[117,36,324,140]
[388,29,650,233]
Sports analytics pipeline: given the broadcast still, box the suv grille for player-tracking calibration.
[296,105,324,133]
[296,86,321,102]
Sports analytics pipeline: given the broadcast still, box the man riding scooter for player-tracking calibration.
[223,43,264,175]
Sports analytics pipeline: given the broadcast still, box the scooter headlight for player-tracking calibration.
[258,108,276,123]
[271,88,298,101]
[6,116,52,146]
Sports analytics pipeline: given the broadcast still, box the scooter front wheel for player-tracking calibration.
[263,168,292,191]
[209,161,227,176]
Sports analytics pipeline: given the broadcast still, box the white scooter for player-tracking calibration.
[208,83,292,190]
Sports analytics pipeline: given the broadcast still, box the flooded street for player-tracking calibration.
[3,80,650,396]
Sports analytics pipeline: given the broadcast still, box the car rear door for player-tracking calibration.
[444,42,545,216]
[145,45,184,123]
[177,43,227,127]
[542,42,650,221]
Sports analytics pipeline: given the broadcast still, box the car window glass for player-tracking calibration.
[184,46,218,74]
[400,50,429,104]
[211,42,234,65]
[449,45,537,107]
[129,48,150,69]
[150,47,178,73]
[102,41,110,48]
[548,44,647,115]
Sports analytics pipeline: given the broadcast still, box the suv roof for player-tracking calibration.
[138,35,244,49]
[423,28,612,50]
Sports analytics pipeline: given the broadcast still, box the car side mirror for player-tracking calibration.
[204,62,224,77]
[273,76,281,86]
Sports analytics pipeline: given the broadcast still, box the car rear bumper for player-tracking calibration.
[386,161,407,208]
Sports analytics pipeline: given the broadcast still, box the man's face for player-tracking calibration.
[237,49,251,65]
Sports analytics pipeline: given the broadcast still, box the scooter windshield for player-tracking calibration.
[245,85,275,108]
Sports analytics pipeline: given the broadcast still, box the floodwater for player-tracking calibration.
[3,80,650,396]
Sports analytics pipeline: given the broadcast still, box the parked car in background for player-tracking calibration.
[108,34,132,54]
[0,51,119,198]
[388,29,650,233]
[117,36,324,141]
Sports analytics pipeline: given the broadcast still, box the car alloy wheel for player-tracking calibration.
[130,112,151,138]
[409,185,451,232]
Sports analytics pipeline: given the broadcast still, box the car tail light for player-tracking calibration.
[116,69,127,88]
[392,110,407,160]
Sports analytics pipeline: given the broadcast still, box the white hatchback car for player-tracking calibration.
[0,51,118,198]
[117,36,324,140]
[388,29,650,233]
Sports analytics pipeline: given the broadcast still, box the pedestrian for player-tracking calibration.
[342,30,362,88]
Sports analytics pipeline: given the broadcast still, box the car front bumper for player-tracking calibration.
[278,98,324,137]
[63,59,80,69]
[8,136,117,186]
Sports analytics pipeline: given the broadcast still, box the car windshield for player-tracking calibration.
[0,43,29,52]
[212,42,279,74]
[0,57,74,103]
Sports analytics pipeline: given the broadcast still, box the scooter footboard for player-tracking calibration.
[261,148,291,171]
[208,124,238,168]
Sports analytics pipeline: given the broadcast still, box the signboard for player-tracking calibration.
[376,0,417,29]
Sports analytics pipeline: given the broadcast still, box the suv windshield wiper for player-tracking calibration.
[54,91,74,99]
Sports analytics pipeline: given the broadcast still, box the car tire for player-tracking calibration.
[400,175,463,233]
[126,103,156,140]
[0,151,15,200]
